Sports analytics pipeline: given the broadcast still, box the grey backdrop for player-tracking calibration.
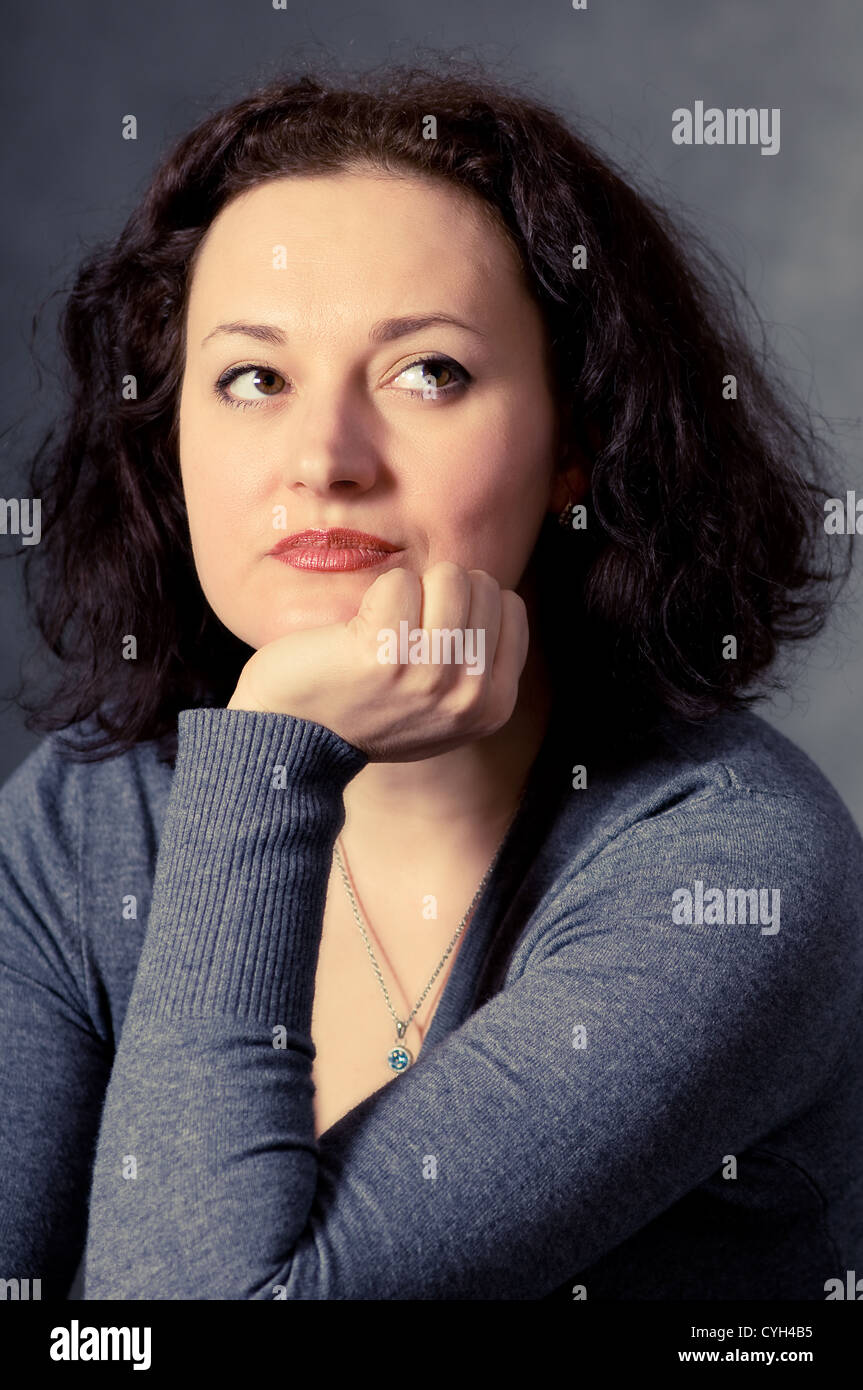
[2,0,861,822]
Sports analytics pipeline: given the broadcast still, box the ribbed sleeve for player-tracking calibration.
[130,708,368,1030]
[82,708,370,1299]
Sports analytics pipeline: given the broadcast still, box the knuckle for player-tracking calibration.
[427,661,454,695]
[448,678,484,720]
[501,587,526,615]
[427,560,469,597]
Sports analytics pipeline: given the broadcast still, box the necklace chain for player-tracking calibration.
[332,797,523,1071]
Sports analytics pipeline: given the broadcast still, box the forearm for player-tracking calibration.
[83,707,367,1299]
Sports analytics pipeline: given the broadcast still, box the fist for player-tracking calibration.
[226,562,529,762]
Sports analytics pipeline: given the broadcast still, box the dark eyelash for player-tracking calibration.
[214,363,285,411]
[394,355,471,400]
[213,355,471,410]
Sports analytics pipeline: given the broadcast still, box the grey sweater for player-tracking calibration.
[1,703,861,1300]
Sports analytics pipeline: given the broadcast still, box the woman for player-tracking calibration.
[2,63,861,1301]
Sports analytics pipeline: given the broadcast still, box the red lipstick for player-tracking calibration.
[268,528,403,572]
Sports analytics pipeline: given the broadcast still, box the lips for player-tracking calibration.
[268,528,403,572]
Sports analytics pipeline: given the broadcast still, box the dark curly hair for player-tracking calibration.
[5,58,852,766]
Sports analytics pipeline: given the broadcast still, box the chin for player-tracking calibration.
[249,599,363,644]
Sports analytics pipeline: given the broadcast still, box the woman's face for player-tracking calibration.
[178,169,562,648]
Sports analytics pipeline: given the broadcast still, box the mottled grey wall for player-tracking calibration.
[1,0,861,819]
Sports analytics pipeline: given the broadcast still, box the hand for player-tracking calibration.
[225,562,529,762]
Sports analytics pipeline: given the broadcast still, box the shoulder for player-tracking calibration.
[545,706,861,876]
[655,706,859,829]
[0,715,173,843]
[0,717,173,1012]
[522,706,863,977]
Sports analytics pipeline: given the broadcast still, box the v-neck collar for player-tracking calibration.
[421,703,570,1052]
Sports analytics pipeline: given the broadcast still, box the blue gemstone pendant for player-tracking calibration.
[388,1021,413,1072]
[387,1045,413,1073]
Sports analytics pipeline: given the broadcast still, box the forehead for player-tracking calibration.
[185,170,530,331]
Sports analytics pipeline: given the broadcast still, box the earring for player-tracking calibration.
[557,500,576,529]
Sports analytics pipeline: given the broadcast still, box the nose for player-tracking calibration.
[281,387,381,498]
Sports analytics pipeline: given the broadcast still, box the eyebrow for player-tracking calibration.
[200,313,486,349]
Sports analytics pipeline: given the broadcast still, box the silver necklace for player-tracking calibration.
[333,806,520,1074]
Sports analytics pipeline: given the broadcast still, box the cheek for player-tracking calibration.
[179,411,263,544]
[423,494,547,593]
[426,402,554,570]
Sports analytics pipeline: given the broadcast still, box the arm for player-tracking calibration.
[82,707,861,1299]
[0,740,113,1299]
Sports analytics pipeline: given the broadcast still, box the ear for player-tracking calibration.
[548,452,591,515]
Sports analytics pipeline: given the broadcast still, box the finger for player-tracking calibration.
[463,570,501,683]
[488,589,530,710]
[420,560,472,636]
[354,566,422,646]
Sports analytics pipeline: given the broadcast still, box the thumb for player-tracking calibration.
[350,566,422,640]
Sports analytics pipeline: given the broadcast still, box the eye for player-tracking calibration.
[214,364,287,410]
[213,354,470,411]
[392,355,469,400]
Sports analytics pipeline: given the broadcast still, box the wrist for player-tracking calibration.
[226,677,269,713]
